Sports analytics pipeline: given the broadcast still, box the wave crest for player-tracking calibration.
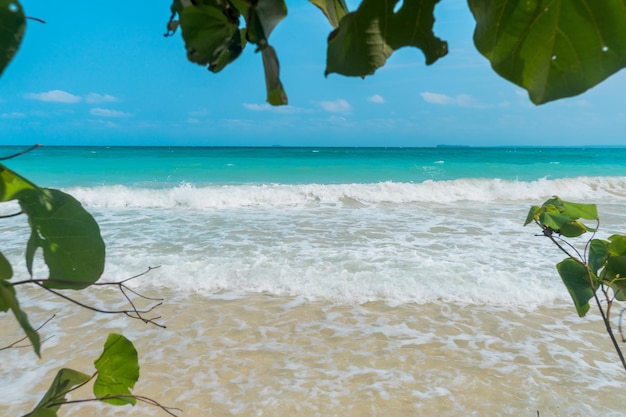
[65,176,626,209]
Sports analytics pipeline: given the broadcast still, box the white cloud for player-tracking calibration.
[1,112,26,119]
[320,99,351,113]
[90,108,131,117]
[243,103,307,114]
[421,92,482,107]
[368,94,385,104]
[243,103,273,112]
[25,90,81,103]
[85,93,118,103]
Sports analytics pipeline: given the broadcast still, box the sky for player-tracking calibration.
[1,1,626,147]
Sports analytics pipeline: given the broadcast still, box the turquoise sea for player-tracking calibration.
[2,146,626,416]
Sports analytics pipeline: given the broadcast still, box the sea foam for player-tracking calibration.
[64,176,626,209]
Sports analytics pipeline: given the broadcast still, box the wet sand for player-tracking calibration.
[2,287,625,416]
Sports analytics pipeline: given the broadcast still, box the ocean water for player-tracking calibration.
[2,146,626,416]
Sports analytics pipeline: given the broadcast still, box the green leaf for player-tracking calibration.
[310,0,349,28]
[608,234,626,256]
[588,239,609,275]
[558,220,587,238]
[559,200,598,221]
[556,258,595,317]
[93,333,140,406]
[33,368,91,413]
[24,409,57,417]
[469,0,626,104]
[179,1,241,69]
[605,256,626,279]
[0,251,12,280]
[0,0,25,76]
[261,44,288,105]
[209,28,246,73]
[539,211,571,233]
[524,205,541,226]
[0,162,40,202]
[246,0,287,44]
[0,280,40,356]
[325,0,447,77]
[20,188,105,290]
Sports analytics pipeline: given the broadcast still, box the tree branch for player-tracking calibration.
[28,394,182,417]
[12,267,166,328]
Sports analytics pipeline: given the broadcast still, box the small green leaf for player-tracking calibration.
[0,280,40,356]
[539,211,571,233]
[179,2,240,69]
[33,368,91,413]
[20,188,105,290]
[559,220,587,238]
[469,0,626,104]
[588,239,609,275]
[524,205,541,226]
[261,45,288,105]
[94,333,140,406]
[0,0,25,76]
[556,258,595,317]
[246,0,287,44]
[0,251,12,280]
[310,0,349,28]
[559,200,598,221]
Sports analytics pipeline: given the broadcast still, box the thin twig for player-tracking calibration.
[619,308,626,343]
[25,16,46,24]
[0,144,41,161]
[0,211,23,218]
[0,315,55,351]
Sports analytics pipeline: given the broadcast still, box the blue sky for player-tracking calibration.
[1,1,625,147]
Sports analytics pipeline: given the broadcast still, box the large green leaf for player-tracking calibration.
[310,0,349,28]
[20,188,105,290]
[32,368,91,414]
[93,333,140,406]
[0,0,25,76]
[325,0,447,77]
[469,0,626,104]
[179,1,242,69]
[556,258,595,317]
[0,280,40,356]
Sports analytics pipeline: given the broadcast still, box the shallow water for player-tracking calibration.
[2,147,626,416]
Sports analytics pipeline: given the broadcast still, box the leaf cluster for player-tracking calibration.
[0,164,105,356]
[526,196,626,370]
[526,196,626,318]
[166,0,288,105]
[163,0,626,106]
